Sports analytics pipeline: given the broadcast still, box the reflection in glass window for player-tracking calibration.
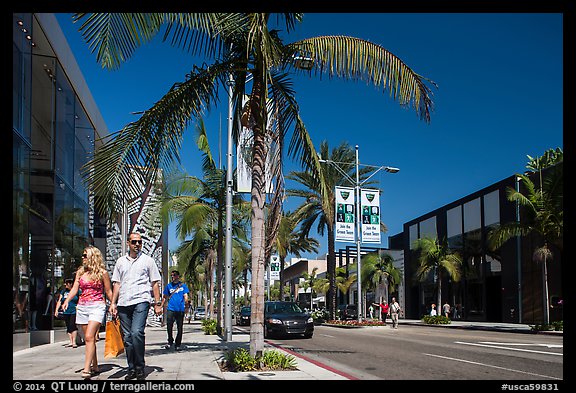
[483,190,500,226]
[419,216,437,239]
[409,224,418,249]
[486,254,501,272]
[463,198,481,233]
[447,206,462,238]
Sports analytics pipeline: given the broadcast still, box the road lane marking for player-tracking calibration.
[424,353,562,380]
[455,341,562,356]
[479,342,563,349]
[319,334,337,338]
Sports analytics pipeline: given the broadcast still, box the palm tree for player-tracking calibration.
[362,251,403,306]
[336,266,357,305]
[300,267,320,311]
[76,13,436,355]
[488,148,562,324]
[161,120,249,329]
[413,236,462,316]
[273,210,319,298]
[287,140,378,320]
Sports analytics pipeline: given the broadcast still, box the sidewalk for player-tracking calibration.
[12,320,348,381]
[13,319,561,381]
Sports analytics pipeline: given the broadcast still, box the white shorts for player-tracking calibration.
[76,303,106,325]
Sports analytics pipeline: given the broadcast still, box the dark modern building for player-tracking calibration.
[390,170,562,324]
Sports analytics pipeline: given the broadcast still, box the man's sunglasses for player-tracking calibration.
[130,240,143,245]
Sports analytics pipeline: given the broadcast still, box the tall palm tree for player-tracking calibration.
[488,149,562,324]
[362,251,403,305]
[287,140,378,320]
[76,13,435,355]
[413,236,462,316]
[273,210,319,298]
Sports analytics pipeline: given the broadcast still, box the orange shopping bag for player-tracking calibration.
[104,318,124,359]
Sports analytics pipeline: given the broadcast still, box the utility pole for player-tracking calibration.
[224,73,233,341]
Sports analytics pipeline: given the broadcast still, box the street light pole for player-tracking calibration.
[355,145,363,321]
[224,73,234,341]
[319,146,399,323]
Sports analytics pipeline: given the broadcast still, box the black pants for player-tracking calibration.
[166,310,185,347]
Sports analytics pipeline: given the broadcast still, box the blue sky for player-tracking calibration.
[55,13,563,258]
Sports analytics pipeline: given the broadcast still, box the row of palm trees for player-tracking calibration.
[159,122,400,322]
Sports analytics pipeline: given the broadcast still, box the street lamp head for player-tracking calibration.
[384,166,400,173]
[294,56,314,70]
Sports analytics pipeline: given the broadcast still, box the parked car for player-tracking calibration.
[264,301,314,339]
[337,304,358,320]
[238,306,251,326]
[193,306,206,320]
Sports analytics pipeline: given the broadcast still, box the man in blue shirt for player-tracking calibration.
[161,270,189,351]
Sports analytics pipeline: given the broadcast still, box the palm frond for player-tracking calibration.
[288,35,437,122]
[82,63,226,218]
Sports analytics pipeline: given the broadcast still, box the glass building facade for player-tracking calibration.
[13,13,107,344]
[13,14,168,350]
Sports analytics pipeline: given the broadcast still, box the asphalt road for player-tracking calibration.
[256,324,563,381]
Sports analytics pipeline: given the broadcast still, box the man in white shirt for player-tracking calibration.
[109,232,162,381]
[389,297,401,329]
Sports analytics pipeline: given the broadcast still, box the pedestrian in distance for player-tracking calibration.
[372,300,389,325]
[109,232,162,381]
[369,304,374,319]
[161,270,190,351]
[430,303,437,316]
[389,297,401,329]
[443,301,451,318]
[62,246,113,379]
[54,278,80,348]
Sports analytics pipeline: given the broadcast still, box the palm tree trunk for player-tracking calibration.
[249,91,268,357]
[216,211,224,334]
[437,269,442,316]
[208,251,215,318]
[543,254,550,325]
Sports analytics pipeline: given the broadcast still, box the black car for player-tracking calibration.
[337,304,358,320]
[238,306,251,326]
[264,301,314,339]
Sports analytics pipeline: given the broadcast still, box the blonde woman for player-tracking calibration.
[63,246,112,379]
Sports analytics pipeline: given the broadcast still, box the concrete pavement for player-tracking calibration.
[12,320,349,381]
[13,318,561,381]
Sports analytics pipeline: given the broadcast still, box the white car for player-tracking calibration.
[193,306,206,320]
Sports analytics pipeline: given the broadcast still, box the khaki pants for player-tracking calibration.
[390,312,399,328]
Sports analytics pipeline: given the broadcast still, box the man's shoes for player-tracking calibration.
[175,346,182,351]
[125,370,137,380]
[163,343,173,350]
[136,369,146,380]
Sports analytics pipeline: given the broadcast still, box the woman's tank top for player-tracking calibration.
[78,275,104,305]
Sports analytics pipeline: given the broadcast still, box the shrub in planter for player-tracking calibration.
[222,348,297,372]
[311,309,329,324]
[201,318,217,335]
[422,315,451,325]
